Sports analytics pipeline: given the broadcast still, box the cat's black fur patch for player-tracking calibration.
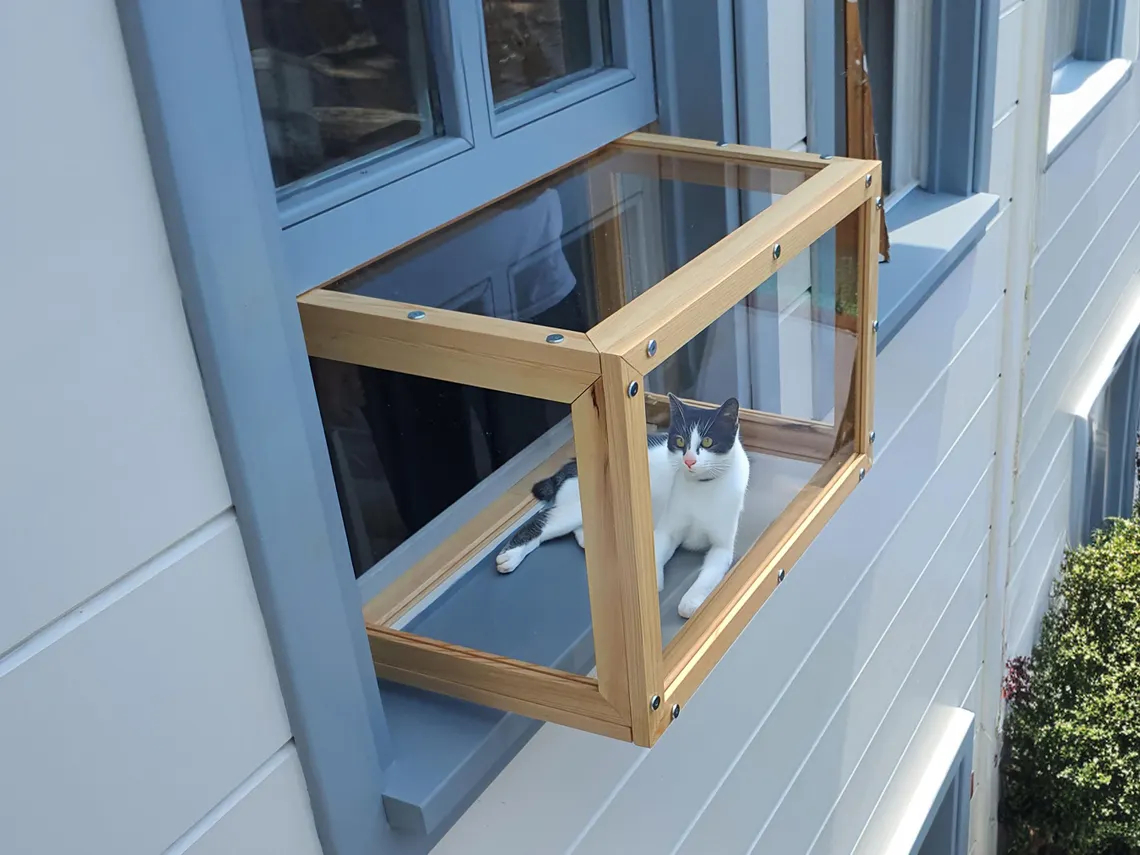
[531,460,578,502]
[667,394,740,454]
[506,507,550,548]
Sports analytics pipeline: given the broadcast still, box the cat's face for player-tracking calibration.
[666,393,740,480]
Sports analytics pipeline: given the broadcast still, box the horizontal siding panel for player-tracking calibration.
[0,0,232,657]
[1038,74,1140,248]
[989,105,1017,205]
[1031,121,1140,331]
[794,543,989,855]
[1007,483,1071,654]
[1009,530,1068,660]
[994,3,1023,119]
[0,518,291,855]
[176,746,322,855]
[1011,420,1075,558]
[675,453,994,855]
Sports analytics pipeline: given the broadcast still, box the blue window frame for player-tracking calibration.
[115,1,654,853]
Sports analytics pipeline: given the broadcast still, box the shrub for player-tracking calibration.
[1000,515,1140,854]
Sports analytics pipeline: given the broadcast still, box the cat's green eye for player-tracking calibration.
[701,437,713,449]
[674,435,685,448]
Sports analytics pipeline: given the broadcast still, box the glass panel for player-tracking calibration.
[312,358,593,673]
[242,0,444,189]
[483,0,613,108]
[332,148,810,329]
[651,211,862,648]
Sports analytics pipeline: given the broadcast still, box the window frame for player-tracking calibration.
[115,0,654,852]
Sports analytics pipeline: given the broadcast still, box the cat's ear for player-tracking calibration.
[667,392,685,422]
[717,397,740,426]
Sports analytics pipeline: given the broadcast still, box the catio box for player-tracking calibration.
[299,133,881,747]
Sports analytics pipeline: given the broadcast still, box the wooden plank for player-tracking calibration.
[589,356,666,745]
[856,197,881,461]
[643,393,835,464]
[587,158,875,373]
[297,289,600,403]
[661,453,867,731]
[362,442,576,628]
[615,131,835,173]
[368,629,631,740]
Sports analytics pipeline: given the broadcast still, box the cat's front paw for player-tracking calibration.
[495,546,526,574]
[677,586,710,619]
[574,528,586,548]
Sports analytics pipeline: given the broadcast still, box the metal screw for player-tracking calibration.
[628,380,639,398]
[650,695,661,711]
[875,196,883,209]
[773,243,782,260]
[716,140,730,147]
[872,319,879,333]
[407,310,426,320]
[671,704,681,720]
[869,430,876,444]
[820,154,834,160]
[865,174,873,187]
[647,339,658,358]
[859,468,866,481]
[777,569,786,582]
[546,333,565,344]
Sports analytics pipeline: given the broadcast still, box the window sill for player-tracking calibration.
[1046,58,1133,168]
[875,190,1001,352]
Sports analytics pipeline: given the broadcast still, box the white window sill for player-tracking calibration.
[1046,58,1133,167]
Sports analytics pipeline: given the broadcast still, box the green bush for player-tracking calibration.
[1000,515,1140,854]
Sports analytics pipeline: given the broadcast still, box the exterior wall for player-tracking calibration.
[0,3,321,854]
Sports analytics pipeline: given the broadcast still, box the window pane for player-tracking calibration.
[331,147,809,328]
[483,0,613,108]
[242,0,444,188]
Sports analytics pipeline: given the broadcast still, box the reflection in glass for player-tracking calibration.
[483,0,612,107]
[242,0,443,188]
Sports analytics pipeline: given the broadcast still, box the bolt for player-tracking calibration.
[716,140,729,147]
[647,339,658,358]
[859,468,866,481]
[875,196,883,209]
[651,695,661,711]
[820,154,834,160]
[773,243,782,260]
[407,310,426,320]
[628,380,639,398]
[872,319,879,333]
[869,430,876,444]
[777,569,786,582]
[546,333,565,344]
[671,704,681,720]
[865,174,873,187]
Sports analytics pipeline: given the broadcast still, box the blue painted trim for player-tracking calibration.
[973,0,1001,193]
[1077,0,1126,62]
[927,0,984,195]
[906,713,975,855]
[1046,60,1134,168]
[876,191,1000,352]
[113,2,412,854]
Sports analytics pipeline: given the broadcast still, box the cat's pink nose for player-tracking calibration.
[683,454,696,468]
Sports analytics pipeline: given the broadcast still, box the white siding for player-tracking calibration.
[0,2,321,853]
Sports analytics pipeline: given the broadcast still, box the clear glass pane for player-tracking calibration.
[483,0,613,108]
[311,358,592,673]
[332,147,811,328]
[242,0,444,188]
[653,211,861,648]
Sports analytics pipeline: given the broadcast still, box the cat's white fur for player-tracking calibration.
[495,418,750,619]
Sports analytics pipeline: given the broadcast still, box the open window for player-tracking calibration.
[298,133,881,746]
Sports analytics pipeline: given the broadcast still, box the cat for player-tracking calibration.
[495,393,750,619]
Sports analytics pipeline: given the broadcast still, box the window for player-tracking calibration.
[1045,0,1131,162]
[299,135,881,745]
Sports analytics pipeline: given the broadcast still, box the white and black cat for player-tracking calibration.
[496,393,750,619]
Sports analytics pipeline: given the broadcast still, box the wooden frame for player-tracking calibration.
[296,133,881,746]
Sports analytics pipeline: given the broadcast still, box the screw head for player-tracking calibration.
[872,319,879,333]
[407,310,426,320]
[650,695,661,711]
[859,468,866,481]
[865,174,873,187]
[777,569,786,582]
[671,704,681,720]
[875,196,883,209]
[869,430,877,444]
[546,333,565,344]
[716,140,730,147]
[820,154,834,160]
[647,339,658,358]
[627,380,639,398]
[772,243,782,260]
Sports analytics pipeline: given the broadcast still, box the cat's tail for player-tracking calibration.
[531,459,578,503]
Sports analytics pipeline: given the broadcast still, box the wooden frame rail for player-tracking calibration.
[298,132,881,746]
